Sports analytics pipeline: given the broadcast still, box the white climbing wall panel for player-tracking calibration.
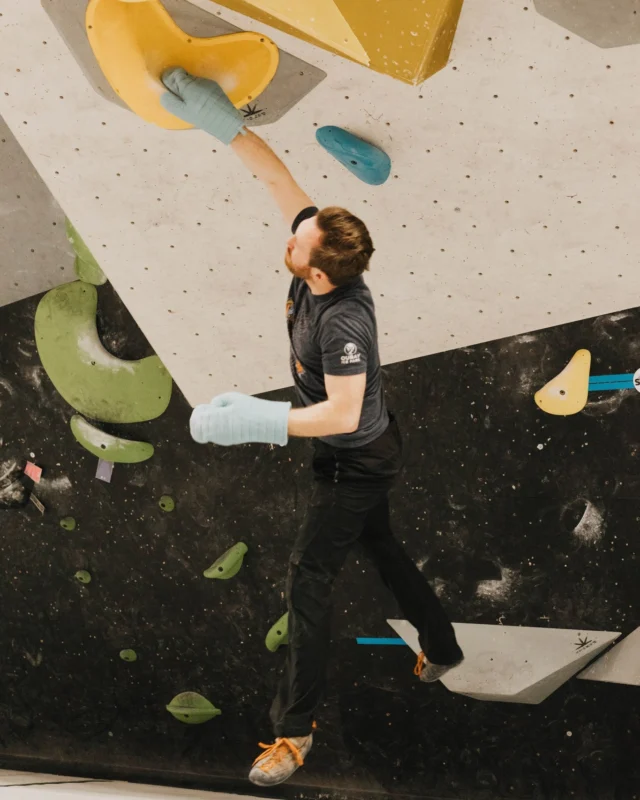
[0,117,74,307]
[388,619,620,704]
[577,626,640,686]
[0,771,270,799]
[1,0,639,405]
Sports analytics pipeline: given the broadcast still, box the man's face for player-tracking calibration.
[284,216,323,279]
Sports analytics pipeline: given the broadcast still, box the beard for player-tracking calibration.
[284,249,311,280]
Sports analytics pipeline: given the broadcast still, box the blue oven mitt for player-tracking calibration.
[190,392,291,446]
[160,67,247,145]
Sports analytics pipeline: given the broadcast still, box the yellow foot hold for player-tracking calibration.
[534,349,591,416]
[86,0,279,128]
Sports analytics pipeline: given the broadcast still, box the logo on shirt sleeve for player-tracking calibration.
[341,343,361,365]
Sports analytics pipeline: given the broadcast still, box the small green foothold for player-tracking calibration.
[265,612,289,652]
[166,692,221,724]
[60,516,76,531]
[74,570,92,584]
[159,495,175,512]
[119,649,138,662]
[203,542,248,580]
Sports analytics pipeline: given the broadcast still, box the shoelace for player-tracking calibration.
[253,737,305,770]
[413,651,426,676]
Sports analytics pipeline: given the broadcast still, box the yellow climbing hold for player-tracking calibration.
[86,0,279,128]
[534,349,591,416]
[239,0,369,64]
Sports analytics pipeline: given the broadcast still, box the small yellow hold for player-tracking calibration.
[534,350,591,416]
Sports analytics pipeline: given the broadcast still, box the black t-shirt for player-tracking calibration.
[286,206,388,448]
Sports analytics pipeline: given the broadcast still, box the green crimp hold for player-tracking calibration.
[166,692,221,724]
[203,542,248,580]
[70,415,154,463]
[74,570,92,584]
[265,612,289,652]
[35,281,172,424]
[65,219,107,286]
[60,516,76,531]
[119,649,138,662]
[159,495,175,512]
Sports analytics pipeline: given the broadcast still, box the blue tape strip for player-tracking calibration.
[356,637,407,646]
[589,374,635,391]
[588,381,635,391]
[590,373,634,383]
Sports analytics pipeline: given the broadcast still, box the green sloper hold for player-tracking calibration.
[74,570,92,584]
[60,516,76,531]
[35,281,172,424]
[166,692,221,724]
[203,542,248,580]
[265,612,289,652]
[70,415,154,463]
[65,219,107,286]
[119,649,137,662]
[159,495,175,512]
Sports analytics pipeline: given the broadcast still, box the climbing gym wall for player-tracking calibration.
[0,271,638,798]
[2,0,639,409]
[1,0,640,797]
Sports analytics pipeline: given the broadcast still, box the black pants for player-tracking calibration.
[270,414,463,738]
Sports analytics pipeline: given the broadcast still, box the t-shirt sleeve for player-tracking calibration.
[291,206,319,234]
[319,304,373,377]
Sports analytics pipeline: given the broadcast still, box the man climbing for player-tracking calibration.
[160,68,464,788]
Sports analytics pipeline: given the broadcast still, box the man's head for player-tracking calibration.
[284,207,374,292]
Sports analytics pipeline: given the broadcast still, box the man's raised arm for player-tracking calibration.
[160,67,314,227]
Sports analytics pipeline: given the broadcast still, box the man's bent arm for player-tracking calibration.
[287,401,356,438]
[231,129,315,227]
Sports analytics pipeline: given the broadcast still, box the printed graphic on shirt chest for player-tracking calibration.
[285,298,294,322]
[341,342,361,365]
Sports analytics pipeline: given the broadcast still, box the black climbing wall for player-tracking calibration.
[0,283,639,800]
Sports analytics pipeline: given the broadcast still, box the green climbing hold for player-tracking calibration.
[70,415,154,463]
[159,495,175,512]
[74,570,92,584]
[203,542,248,579]
[35,281,172,424]
[65,219,107,286]
[119,649,138,662]
[166,692,221,724]
[59,516,76,531]
[265,612,289,652]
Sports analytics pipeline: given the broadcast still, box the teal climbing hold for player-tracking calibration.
[265,612,289,652]
[166,692,221,724]
[316,126,391,186]
[119,649,138,662]
[203,542,248,579]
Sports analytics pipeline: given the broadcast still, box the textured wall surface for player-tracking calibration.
[0,117,74,307]
[0,280,638,799]
[1,0,639,408]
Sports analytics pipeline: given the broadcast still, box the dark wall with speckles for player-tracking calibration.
[0,284,638,800]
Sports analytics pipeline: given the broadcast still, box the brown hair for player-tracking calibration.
[310,206,375,287]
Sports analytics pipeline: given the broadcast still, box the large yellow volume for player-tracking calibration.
[240,0,369,64]
[86,0,279,129]
[534,350,591,416]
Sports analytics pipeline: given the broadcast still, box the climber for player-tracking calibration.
[160,67,464,788]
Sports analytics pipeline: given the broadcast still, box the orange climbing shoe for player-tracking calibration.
[414,651,464,683]
[248,732,313,786]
